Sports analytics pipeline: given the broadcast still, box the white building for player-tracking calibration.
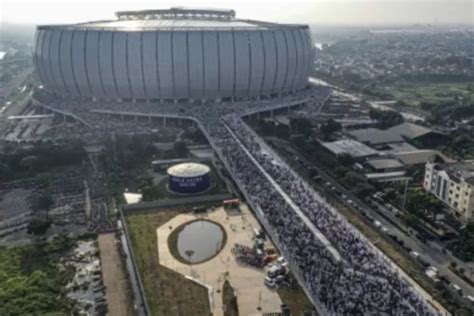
[424,160,474,222]
[33,8,313,102]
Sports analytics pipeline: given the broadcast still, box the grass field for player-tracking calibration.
[125,210,211,316]
[0,236,77,315]
[222,279,239,316]
[277,277,314,316]
[376,81,473,107]
[126,204,315,315]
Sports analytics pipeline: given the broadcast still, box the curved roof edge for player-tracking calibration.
[36,7,309,31]
[36,22,309,31]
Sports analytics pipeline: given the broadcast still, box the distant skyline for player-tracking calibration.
[1,0,473,26]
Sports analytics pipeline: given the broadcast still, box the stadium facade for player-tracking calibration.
[33,8,313,102]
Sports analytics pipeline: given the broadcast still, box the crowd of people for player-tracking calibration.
[32,86,440,315]
[218,113,438,315]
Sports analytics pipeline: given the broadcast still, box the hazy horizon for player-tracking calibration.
[1,0,473,26]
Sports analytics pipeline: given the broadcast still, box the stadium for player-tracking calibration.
[33,7,313,102]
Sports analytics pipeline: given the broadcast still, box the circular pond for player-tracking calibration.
[171,220,226,264]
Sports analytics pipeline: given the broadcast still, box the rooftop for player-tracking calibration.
[75,19,259,30]
[367,158,404,170]
[395,150,455,165]
[348,122,439,145]
[438,161,474,185]
[321,139,378,158]
[116,7,236,20]
[38,7,306,31]
[167,162,210,177]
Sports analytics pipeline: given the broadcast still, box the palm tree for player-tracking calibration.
[185,249,194,275]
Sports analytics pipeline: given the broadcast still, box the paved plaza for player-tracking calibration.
[157,205,282,316]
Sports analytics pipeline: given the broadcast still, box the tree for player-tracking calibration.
[353,183,375,199]
[334,166,350,179]
[369,109,403,129]
[337,153,354,167]
[448,223,474,261]
[290,117,313,137]
[20,155,39,172]
[320,119,342,138]
[173,141,188,157]
[141,186,160,201]
[275,124,290,139]
[31,193,54,212]
[341,171,365,187]
[405,189,444,220]
[27,218,52,236]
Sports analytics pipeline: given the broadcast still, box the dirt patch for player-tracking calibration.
[98,233,134,316]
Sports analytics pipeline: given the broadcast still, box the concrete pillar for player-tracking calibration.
[149,116,152,123]
[163,117,166,127]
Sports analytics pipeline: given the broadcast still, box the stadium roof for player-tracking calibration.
[348,122,439,145]
[116,7,236,19]
[38,8,307,31]
[321,139,378,158]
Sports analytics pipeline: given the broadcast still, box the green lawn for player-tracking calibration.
[222,279,239,316]
[376,81,473,107]
[277,276,314,316]
[125,210,211,316]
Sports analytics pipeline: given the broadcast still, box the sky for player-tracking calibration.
[1,0,473,26]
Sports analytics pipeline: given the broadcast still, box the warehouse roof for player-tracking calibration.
[395,150,455,165]
[348,122,438,145]
[367,159,404,170]
[322,139,378,158]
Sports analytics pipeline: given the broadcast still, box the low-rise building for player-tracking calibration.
[424,160,474,222]
[366,158,404,173]
[396,150,454,167]
[321,139,378,160]
[347,122,445,149]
